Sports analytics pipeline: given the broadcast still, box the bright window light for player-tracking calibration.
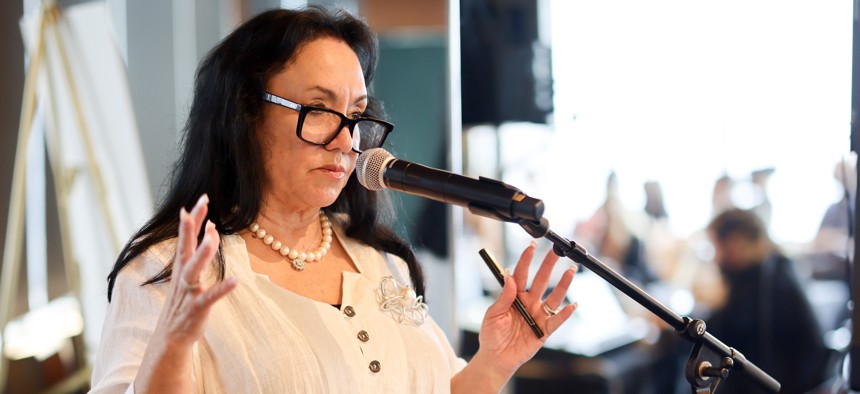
[538,0,853,244]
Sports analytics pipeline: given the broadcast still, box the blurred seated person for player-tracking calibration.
[574,172,657,287]
[749,167,775,227]
[706,209,829,394]
[812,154,855,278]
[643,180,668,222]
[711,174,736,218]
[641,180,688,285]
[665,174,739,314]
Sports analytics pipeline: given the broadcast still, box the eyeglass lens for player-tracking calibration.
[301,109,387,151]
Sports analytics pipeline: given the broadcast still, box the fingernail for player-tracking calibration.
[572,301,579,309]
[504,267,512,276]
[529,240,537,249]
[180,208,188,220]
[570,264,579,273]
[206,220,215,230]
[197,194,209,206]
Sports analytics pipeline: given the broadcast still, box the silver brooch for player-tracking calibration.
[377,276,428,326]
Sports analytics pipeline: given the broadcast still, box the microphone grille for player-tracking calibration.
[356,148,394,191]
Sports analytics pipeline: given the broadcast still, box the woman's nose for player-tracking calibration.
[326,124,354,152]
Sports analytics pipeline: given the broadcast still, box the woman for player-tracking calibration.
[90,6,577,393]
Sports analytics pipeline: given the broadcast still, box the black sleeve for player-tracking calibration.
[770,257,830,393]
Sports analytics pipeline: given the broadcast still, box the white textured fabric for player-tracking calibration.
[90,224,466,393]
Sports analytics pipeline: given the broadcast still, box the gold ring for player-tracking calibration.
[542,301,561,317]
[180,277,201,292]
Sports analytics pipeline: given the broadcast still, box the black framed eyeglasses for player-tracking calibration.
[262,92,394,153]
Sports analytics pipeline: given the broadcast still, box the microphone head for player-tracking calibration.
[355,148,395,191]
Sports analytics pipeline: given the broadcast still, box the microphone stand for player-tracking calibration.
[383,170,780,392]
[502,215,781,393]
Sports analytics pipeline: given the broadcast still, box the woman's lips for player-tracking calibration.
[318,164,346,179]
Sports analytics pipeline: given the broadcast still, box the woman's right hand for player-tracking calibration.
[135,195,237,393]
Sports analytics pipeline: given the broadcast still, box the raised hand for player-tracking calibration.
[454,241,577,392]
[134,195,237,393]
[157,194,237,346]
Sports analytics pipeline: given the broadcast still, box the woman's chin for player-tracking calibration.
[311,187,345,208]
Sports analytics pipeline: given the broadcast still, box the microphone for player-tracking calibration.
[355,148,544,223]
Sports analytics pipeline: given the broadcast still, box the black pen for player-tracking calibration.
[479,248,544,339]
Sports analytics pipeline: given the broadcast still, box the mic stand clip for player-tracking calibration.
[680,317,733,394]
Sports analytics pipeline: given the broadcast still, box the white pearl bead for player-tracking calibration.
[250,223,259,233]
[288,249,299,259]
[280,246,290,256]
[255,229,266,239]
[306,253,316,263]
[322,243,331,251]
[323,235,332,243]
[263,234,274,245]
[315,252,322,261]
[322,228,332,236]
[271,240,281,250]
[299,252,307,261]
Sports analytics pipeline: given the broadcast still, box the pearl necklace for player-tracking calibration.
[249,211,332,271]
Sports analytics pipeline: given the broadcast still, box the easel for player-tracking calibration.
[0,1,124,392]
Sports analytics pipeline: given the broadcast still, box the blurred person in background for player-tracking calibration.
[574,171,657,287]
[711,174,736,218]
[749,167,775,227]
[813,154,856,278]
[706,208,829,394]
[641,180,684,285]
[643,180,668,221]
[672,174,740,314]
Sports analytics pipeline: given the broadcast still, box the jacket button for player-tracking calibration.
[357,330,370,342]
[343,306,356,317]
[369,360,381,373]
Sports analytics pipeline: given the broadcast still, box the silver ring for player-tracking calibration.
[180,277,201,292]
[542,301,561,317]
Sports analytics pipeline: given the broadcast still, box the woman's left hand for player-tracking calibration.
[467,241,577,388]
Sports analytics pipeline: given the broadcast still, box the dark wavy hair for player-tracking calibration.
[708,208,768,244]
[706,208,784,260]
[107,6,425,301]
